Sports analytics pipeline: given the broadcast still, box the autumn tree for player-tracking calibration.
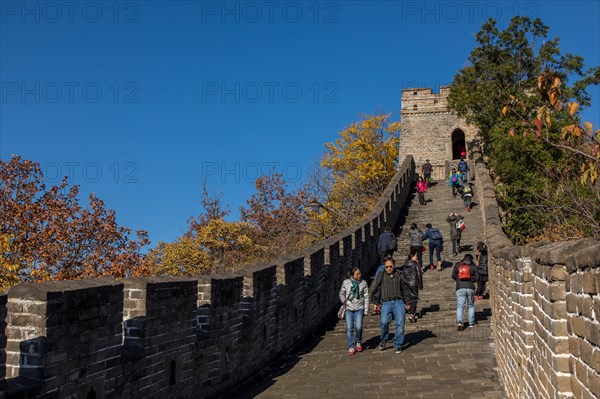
[143,181,258,276]
[0,156,150,290]
[502,72,600,238]
[240,173,311,260]
[448,16,599,242]
[308,113,400,239]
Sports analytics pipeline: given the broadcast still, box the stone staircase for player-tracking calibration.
[363,176,493,343]
[227,177,505,399]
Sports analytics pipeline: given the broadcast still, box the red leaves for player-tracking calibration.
[0,156,149,287]
[533,118,543,137]
[240,173,310,259]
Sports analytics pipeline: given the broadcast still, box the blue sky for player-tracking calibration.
[1,0,599,246]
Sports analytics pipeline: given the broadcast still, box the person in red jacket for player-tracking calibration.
[415,176,428,205]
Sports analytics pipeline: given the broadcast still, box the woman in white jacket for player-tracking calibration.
[339,266,370,356]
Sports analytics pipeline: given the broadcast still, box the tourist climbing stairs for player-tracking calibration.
[228,177,505,399]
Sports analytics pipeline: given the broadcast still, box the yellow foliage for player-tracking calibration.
[312,113,400,237]
[144,219,258,276]
[321,113,400,189]
[0,234,21,292]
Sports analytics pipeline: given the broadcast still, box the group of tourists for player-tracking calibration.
[449,159,474,211]
[337,156,490,355]
[339,238,489,356]
[420,159,474,212]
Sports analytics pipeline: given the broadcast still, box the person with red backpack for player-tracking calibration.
[451,253,479,331]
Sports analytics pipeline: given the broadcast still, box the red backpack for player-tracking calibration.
[458,263,471,280]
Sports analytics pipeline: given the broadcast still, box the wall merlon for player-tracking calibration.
[0,293,6,399]
[534,239,599,266]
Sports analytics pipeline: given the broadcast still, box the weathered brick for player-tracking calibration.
[580,339,595,368]
[588,365,600,397]
[578,296,594,319]
[581,271,598,294]
[570,336,581,357]
[551,266,567,281]
[570,274,583,294]
[549,284,567,301]
[552,355,571,373]
[587,320,600,347]
[566,293,578,313]
[572,316,586,337]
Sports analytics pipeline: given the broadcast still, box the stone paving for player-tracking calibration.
[226,177,506,399]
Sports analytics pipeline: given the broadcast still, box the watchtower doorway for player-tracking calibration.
[451,129,466,160]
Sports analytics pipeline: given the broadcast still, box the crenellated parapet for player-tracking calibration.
[400,86,479,181]
[474,153,600,399]
[0,294,6,399]
[0,156,416,399]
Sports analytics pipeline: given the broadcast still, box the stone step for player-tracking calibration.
[227,178,503,399]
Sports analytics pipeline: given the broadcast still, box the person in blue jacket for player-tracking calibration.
[421,223,444,271]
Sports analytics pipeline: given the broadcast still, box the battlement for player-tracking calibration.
[400,86,451,114]
[399,86,478,178]
[0,157,416,399]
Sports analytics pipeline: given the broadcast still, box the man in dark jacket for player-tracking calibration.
[474,242,488,300]
[457,158,470,183]
[372,256,406,354]
[451,253,479,330]
[377,225,397,258]
[402,252,423,323]
[421,159,433,188]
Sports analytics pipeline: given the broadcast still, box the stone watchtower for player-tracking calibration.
[399,86,478,180]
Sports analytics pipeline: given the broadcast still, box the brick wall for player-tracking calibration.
[475,152,600,399]
[0,294,6,399]
[0,156,415,399]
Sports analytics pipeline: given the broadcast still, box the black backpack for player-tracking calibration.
[387,234,398,251]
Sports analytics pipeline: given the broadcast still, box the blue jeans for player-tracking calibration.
[429,240,442,265]
[456,288,475,325]
[380,299,406,348]
[345,309,364,348]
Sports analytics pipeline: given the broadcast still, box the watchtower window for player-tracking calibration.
[413,91,417,95]
[413,104,418,110]
[87,389,97,399]
[434,99,438,104]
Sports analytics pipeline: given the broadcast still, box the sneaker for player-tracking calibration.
[394,347,403,354]
[348,347,356,356]
[468,324,476,329]
[457,322,464,331]
[379,341,387,351]
[355,343,363,352]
